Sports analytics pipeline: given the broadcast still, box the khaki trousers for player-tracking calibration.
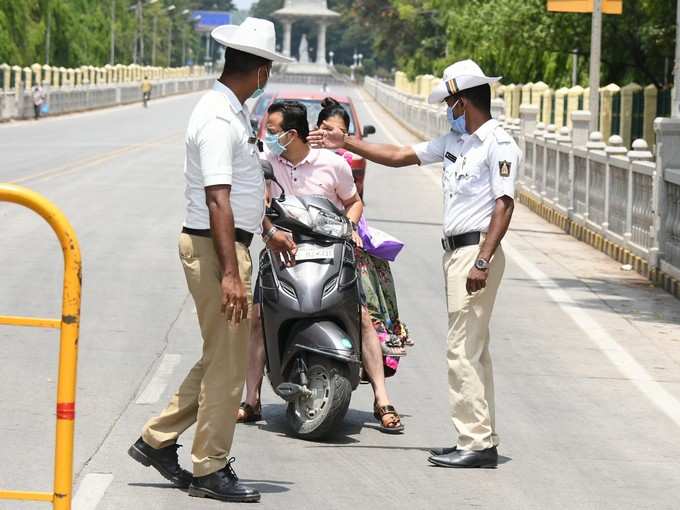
[443,241,505,451]
[142,233,253,476]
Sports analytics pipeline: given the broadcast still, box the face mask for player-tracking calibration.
[264,131,292,157]
[447,99,467,135]
[251,66,269,99]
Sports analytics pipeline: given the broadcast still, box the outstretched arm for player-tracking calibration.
[308,121,420,168]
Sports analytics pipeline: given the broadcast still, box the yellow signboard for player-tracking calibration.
[547,0,623,14]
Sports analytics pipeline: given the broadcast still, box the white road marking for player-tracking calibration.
[504,240,680,427]
[135,354,182,404]
[355,88,403,146]
[363,89,680,423]
[72,473,114,510]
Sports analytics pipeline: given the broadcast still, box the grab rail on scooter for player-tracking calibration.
[0,184,82,510]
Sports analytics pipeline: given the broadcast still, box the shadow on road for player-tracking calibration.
[239,479,294,494]
[250,404,417,445]
[128,482,186,491]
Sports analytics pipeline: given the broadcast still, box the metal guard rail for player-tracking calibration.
[0,183,82,510]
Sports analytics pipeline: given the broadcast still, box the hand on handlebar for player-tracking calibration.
[267,230,297,267]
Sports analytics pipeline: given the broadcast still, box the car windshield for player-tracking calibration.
[284,99,356,135]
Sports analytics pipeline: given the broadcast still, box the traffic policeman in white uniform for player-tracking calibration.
[129,18,295,503]
[308,59,521,468]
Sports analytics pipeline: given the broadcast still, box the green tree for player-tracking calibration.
[0,0,204,68]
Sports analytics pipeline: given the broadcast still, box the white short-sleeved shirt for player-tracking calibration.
[413,119,521,236]
[183,81,265,233]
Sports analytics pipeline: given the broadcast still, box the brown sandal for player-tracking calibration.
[373,403,404,434]
[236,401,262,423]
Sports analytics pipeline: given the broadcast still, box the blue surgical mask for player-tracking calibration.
[448,99,467,135]
[264,131,292,157]
[251,67,269,99]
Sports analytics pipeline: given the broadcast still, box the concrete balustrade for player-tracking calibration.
[393,70,674,150]
[541,88,553,125]
[531,82,549,108]
[0,62,213,123]
[643,84,657,147]
[364,76,680,297]
[554,87,569,128]
[566,86,584,128]
[23,67,32,90]
[43,64,52,85]
[620,83,642,148]
[1,63,10,92]
[599,83,621,140]
[521,82,533,105]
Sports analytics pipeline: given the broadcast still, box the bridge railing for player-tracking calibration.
[364,76,680,298]
[0,76,216,121]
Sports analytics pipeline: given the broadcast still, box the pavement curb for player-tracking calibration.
[517,187,680,301]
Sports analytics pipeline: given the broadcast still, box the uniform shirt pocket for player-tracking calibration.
[443,161,456,191]
[454,159,483,195]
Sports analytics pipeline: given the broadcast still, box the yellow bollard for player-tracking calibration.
[0,184,82,510]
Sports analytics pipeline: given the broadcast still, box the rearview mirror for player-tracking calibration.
[362,125,376,137]
[261,159,275,181]
[260,159,285,199]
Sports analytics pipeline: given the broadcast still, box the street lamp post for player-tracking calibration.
[181,9,190,66]
[167,5,176,66]
[673,0,680,118]
[588,0,602,130]
[45,0,51,65]
[152,12,158,65]
[110,0,116,65]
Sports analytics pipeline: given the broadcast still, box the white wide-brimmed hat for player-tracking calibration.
[211,17,293,63]
[427,59,501,104]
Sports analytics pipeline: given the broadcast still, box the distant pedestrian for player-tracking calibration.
[32,83,46,120]
[141,76,152,107]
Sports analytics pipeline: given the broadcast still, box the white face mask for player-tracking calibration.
[251,66,269,99]
[264,130,293,156]
[447,99,467,135]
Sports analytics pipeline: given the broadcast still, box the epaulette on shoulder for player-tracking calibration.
[493,126,513,144]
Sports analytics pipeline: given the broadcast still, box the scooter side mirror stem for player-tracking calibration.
[260,159,285,200]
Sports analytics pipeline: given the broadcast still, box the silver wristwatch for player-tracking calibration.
[474,258,490,271]
[262,226,277,243]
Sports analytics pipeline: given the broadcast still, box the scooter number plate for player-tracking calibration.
[295,245,334,261]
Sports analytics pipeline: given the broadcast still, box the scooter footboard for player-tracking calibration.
[282,320,361,388]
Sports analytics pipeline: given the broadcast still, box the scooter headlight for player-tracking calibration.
[281,201,313,228]
[309,207,351,239]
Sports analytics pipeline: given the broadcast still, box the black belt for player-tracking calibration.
[441,231,481,251]
[182,227,254,247]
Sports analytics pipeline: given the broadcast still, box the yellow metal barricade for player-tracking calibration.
[0,184,82,510]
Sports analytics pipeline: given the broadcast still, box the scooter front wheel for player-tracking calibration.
[286,355,351,440]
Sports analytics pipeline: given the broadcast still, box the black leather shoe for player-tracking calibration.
[429,445,457,456]
[428,446,498,468]
[188,458,261,503]
[128,437,192,488]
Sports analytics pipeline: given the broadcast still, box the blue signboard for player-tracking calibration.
[192,11,231,32]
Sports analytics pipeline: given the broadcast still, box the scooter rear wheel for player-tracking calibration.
[286,355,352,440]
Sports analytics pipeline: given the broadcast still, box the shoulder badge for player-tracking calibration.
[499,160,511,177]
